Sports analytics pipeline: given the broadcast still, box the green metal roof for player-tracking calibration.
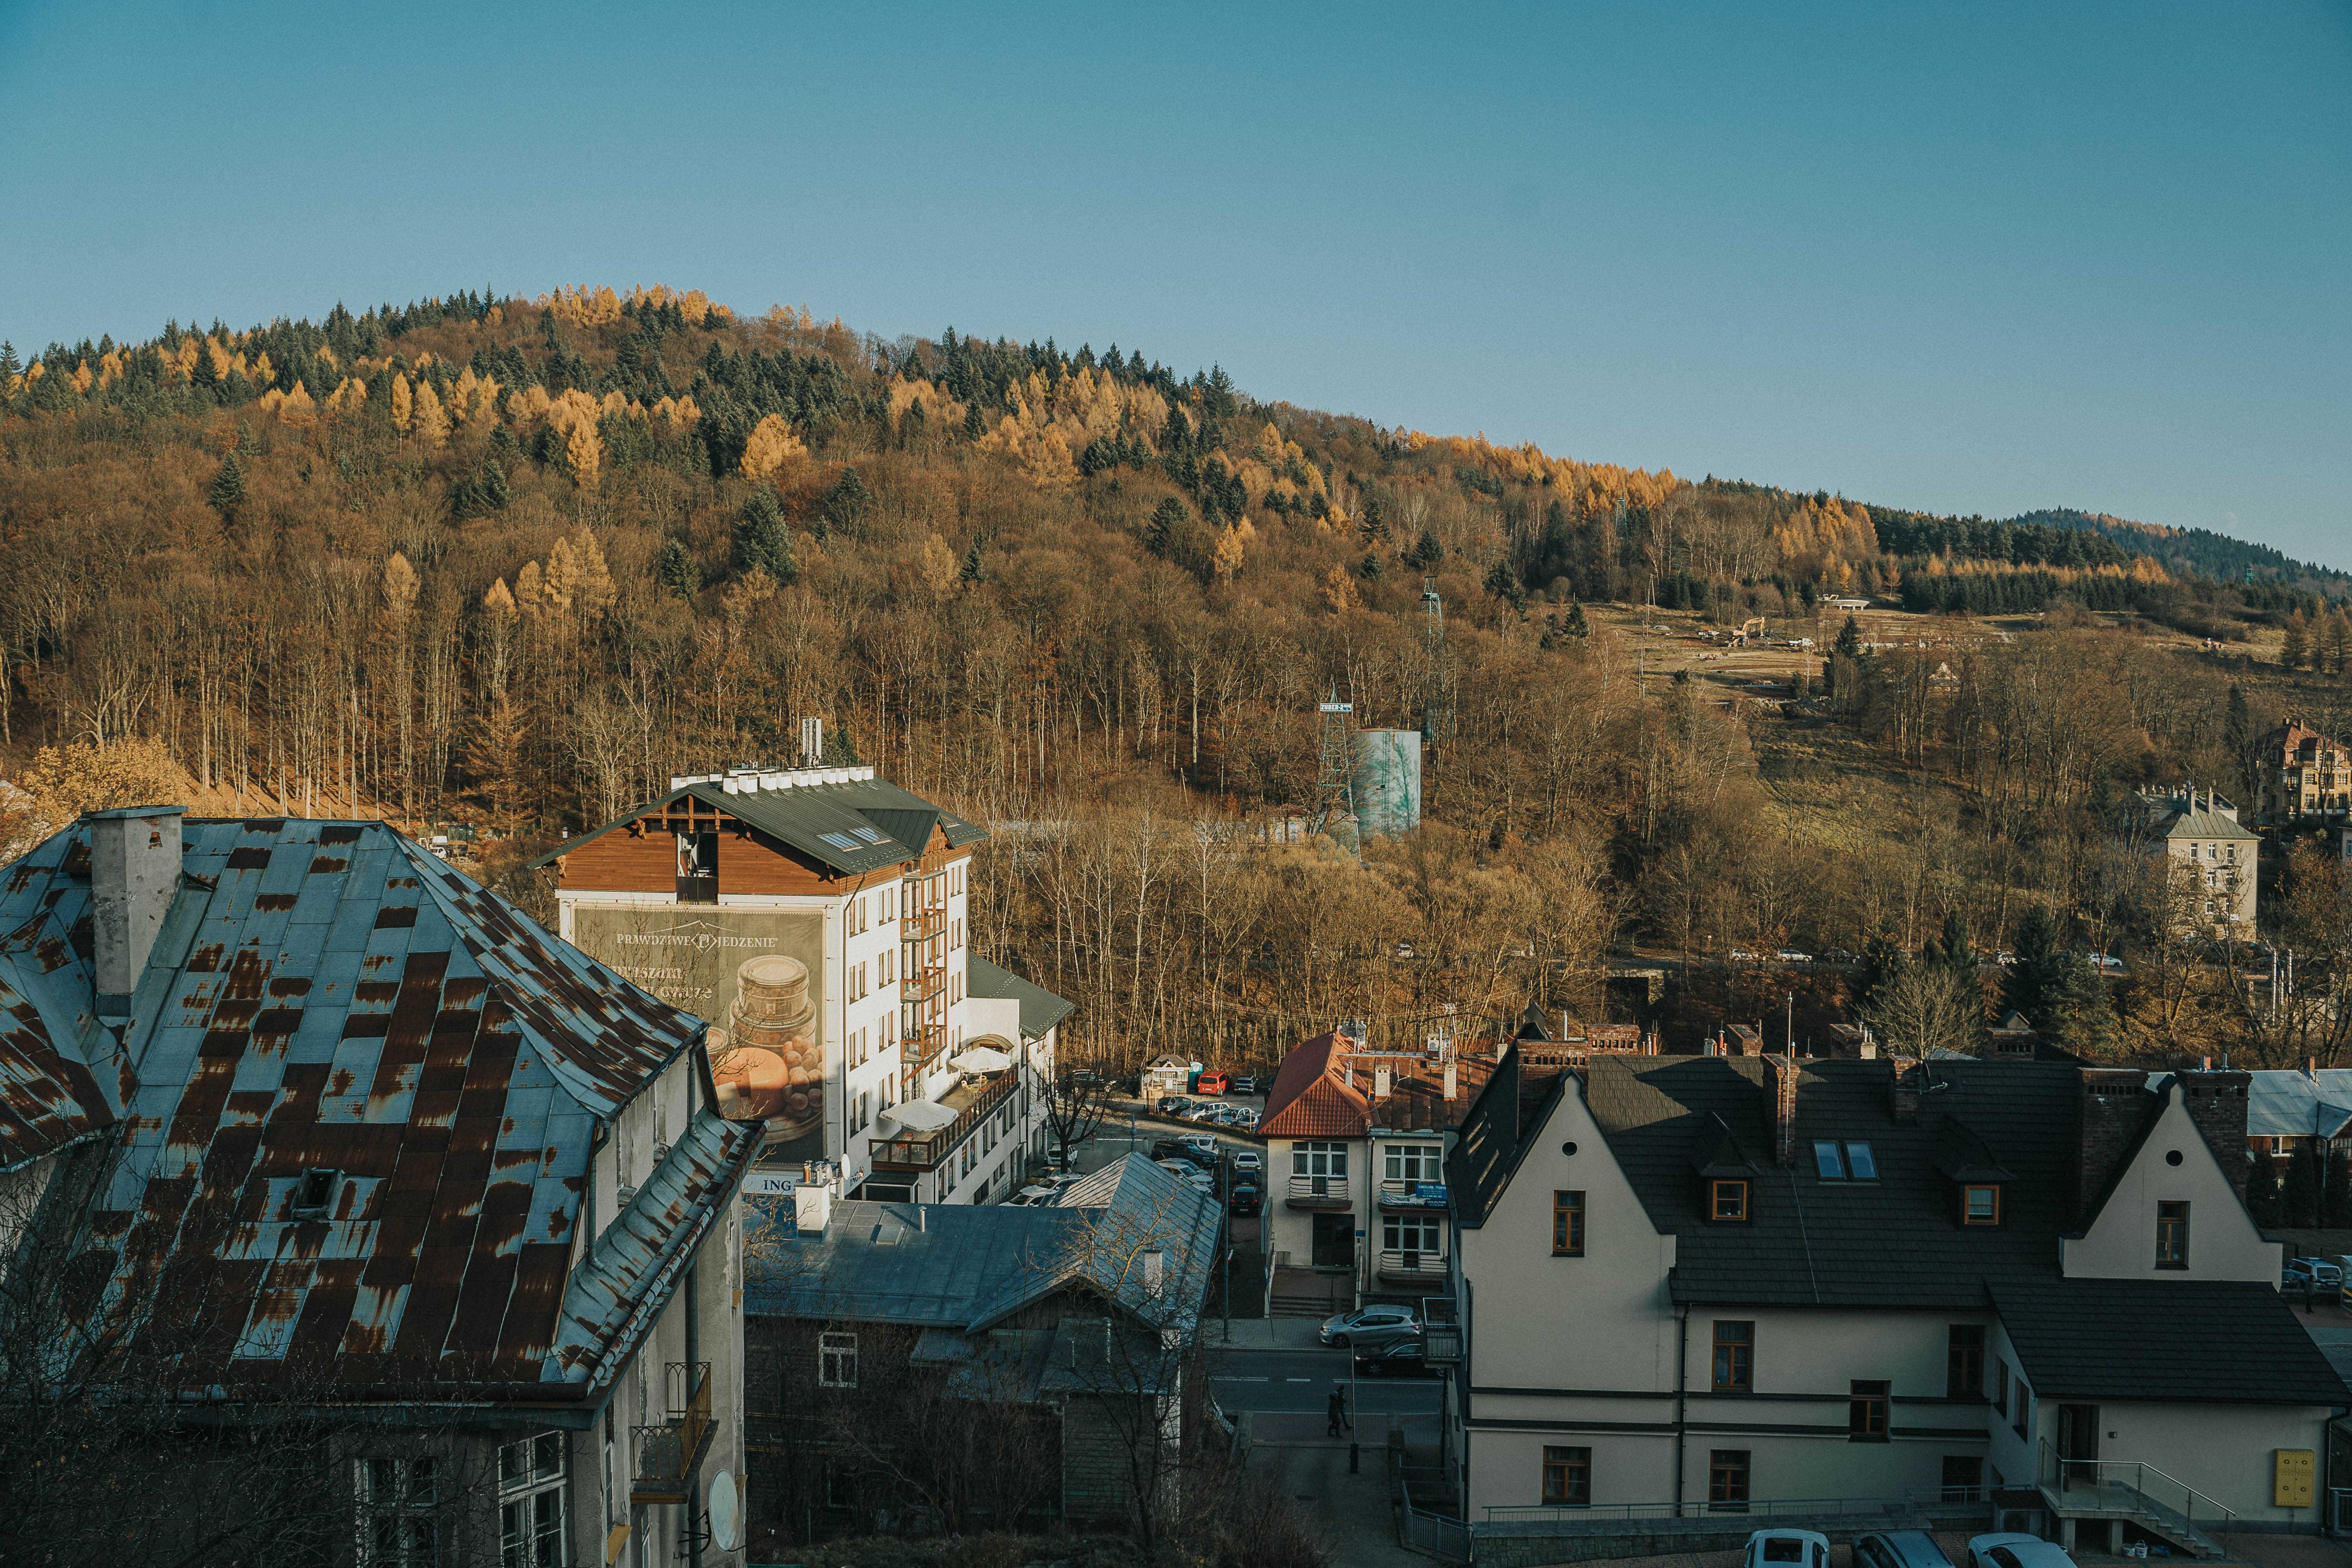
[533,771,989,878]
[967,954,1074,1041]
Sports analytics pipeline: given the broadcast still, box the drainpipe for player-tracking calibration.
[1673,1301,1690,1518]
[686,1254,701,1568]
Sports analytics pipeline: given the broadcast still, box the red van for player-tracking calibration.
[1195,1069,1230,1096]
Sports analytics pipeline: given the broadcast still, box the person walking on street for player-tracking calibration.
[1327,1387,1345,1437]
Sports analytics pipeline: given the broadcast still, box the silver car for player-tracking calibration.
[1318,1304,1420,1350]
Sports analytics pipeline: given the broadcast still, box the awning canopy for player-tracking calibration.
[883,1100,959,1133]
[951,1046,1013,1074]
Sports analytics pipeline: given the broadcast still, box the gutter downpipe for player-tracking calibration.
[686,1250,701,1568]
[1673,1296,1690,1519]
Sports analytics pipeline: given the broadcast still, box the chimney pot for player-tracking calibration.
[89,804,184,1021]
[1443,1062,1458,1101]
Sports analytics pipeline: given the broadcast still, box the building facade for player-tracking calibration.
[541,764,1068,1210]
[1445,1051,2344,1554]
[2254,721,2352,823]
[2141,787,2259,938]
[0,806,757,1568]
[1259,1029,1493,1310]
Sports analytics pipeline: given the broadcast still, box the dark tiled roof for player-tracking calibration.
[536,773,988,878]
[747,1153,1218,1335]
[966,955,1074,1041]
[1584,1055,2085,1308]
[1446,1048,1570,1227]
[1,817,751,1398]
[1991,1279,2350,1405]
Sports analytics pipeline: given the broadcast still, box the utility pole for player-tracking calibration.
[1787,992,1796,1056]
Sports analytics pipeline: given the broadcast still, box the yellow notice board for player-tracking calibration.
[2274,1448,2315,1508]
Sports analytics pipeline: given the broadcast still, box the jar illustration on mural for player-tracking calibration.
[711,953,822,1140]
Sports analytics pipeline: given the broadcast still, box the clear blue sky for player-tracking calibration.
[4,2,2347,563]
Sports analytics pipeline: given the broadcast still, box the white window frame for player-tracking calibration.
[1383,1212,1441,1253]
[354,1452,442,1567]
[497,1431,567,1568]
[1385,1142,1443,1182]
[820,1330,858,1388]
[1293,1141,1348,1178]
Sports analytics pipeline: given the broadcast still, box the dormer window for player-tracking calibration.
[292,1167,339,1217]
[1711,1179,1749,1221]
[1963,1184,2001,1226]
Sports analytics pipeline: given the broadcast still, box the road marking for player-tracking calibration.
[1285,1376,1311,1383]
[1212,1375,1270,1382]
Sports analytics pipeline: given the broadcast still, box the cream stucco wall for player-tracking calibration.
[2062,1093,2278,1282]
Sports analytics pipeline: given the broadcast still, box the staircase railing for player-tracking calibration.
[2036,1439,2236,1548]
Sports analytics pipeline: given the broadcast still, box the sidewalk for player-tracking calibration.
[1204,1315,1329,1350]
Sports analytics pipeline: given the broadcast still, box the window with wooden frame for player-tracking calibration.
[1963,1185,2000,1225]
[1711,1178,1749,1221]
[1947,1325,1985,1401]
[1848,1379,1890,1441]
[1711,1320,1753,1392]
[819,1331,858,1388]
[2156,1201,2189,1268]
[1707,1449,1750,1511]
[1541,1445,1590,1506]
[1552,1191,1585,1256]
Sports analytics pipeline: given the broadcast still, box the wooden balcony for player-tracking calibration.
[902,903,947,939]
[1285,1173,1353,1211]
[871,1073,1016,1171]
[631,1361,713,1505]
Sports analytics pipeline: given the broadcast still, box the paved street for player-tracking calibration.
[1207,1347,1444,1418]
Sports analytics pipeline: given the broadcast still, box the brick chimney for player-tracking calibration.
[1888,1058,1922,1123]
[2174,1069,2253,1206]
[89,804,183,1022]
[2076,1069,2152,1223]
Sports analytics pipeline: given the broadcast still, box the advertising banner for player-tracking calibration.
[569,904,831,1164]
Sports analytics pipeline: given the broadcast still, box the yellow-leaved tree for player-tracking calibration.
[278,380,318,427]
[16,736,186,836]
[390,373,414,432]
[412,380,450,448]
[740,414,806,480]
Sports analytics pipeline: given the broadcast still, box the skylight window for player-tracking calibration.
[1844,1143,1878,1180]
[1813,1142,1844,1179]
[851,828,884,844]
[819,832,862,851]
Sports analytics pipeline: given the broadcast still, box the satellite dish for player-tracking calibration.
[709,1470,743,1552]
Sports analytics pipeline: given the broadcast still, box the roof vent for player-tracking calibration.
[616,1184,638,1208]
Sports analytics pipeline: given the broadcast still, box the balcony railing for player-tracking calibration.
[1377,1178,1449,1209]
[871,1074,1016,1170]
[632,1361,713,1505]
[2035,1439,2234,1556]
[1285,1173,1353,1210]
[902,903,946,939]
[902,960,947,1005]
[1377,1248,1448,1284]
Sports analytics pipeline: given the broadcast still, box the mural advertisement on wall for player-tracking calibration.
[568,904,831,1165]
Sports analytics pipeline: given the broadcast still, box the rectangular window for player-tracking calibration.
[1813,1140,1845,1179]
[1553,1190,1585,1256]
[355,1454,441,1567]
[1711,1179,1748,1221]
[1941,1454,1985,1502]
[1383,1213,1440,1253]
[1849,1379,1890,1441]
[1964,1185,2000,1225]
[1542,1445,1591,1507]
[1844,1142,1878,1180]
[497,1432,566,1568]
[819,1331,858,1388]
[2156,1201,2189,1268]
[1386,1143,1443,1181]
[1293,1142,1348,1178]
[1712,1320,1753,1392]
[1707,1449,1751,1512]
[1947,1325,1985,1400]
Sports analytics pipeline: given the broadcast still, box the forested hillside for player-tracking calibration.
[0,286,2344,1073]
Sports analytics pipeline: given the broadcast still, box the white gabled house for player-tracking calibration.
[1445,1051,2347,1557]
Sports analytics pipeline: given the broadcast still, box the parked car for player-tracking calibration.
[1354,1335,1429,1376]
[1856,1531,1960,1568]
[1230,1107,1261,1129]
[2285,1259,2323,1296]
[1007,1184,1059,1207]
[1149,1138,1205,1165]
[1195,1069,1230,1096]
[1775,949,1813,964]
[2293,1257,2345,1290]
[1318,1304,1420,1350]
[1967,1535,2076,1568]
[1156,1095,1190,1115]
[1230,1150,1263,1177]
[1179,1132,1219,1158]
[2082,951,2125,972]
[1729,949,1761,962]
[1154,1158,1198,1182]
[1229,1181,1262,1216]
[1229,1074,1259,1096]
[1822,947,1857,964]
[1745,1530,1831,1568]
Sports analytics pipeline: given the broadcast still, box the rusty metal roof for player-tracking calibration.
[0,844,123,1171]
[0,817,755,1401]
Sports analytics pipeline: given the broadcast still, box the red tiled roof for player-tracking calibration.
[1260,1032,1368,1139]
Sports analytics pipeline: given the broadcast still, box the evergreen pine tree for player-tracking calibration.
[2284,1138,2324,1229]
[1564,601,1589,637]
[1359,495,1388,544]
[1357,550,1383,582]
[1145,497,1188,558]
[656,539,699,600]
[1833,614,1863,660]
[959,542,984,587]
[1935,910,1974,976]
[480,459,510,512]
[963,401,986,441]
[0,341,17,379]
[2003,906,2064,1022]
[821,470,872,538]
[1484,559,1525,608]
[208,452,246,520]
[1410,527,1443,569]
[2245,1148,2283,1229]
[2225,684,2254,798]
[734,487,796,583]
[1856,936,1910,1010]
[2043,954,2116,1059]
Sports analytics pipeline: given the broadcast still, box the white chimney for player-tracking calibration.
[90,805,183,1022]
[1443,1062,1458,1100]
[801,716,824,767]
[1374,1067,1391,1098]
[795,1181,833,1234]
